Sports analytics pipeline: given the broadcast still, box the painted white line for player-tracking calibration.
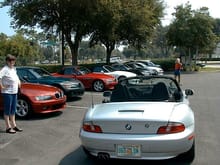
[66,105,88,109]
[0,141,12,149]
[85,92,103,96]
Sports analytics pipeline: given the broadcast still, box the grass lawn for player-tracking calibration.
[200,67,220,72]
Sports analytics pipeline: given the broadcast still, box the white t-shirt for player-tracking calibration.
[0,65,20,94]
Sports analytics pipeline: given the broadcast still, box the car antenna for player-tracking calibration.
[91,91,94,108]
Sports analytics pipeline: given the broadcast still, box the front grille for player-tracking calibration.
[52,103,65,110]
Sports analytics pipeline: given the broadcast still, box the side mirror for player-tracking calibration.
[185,89,194,96]
[173,90,182,101]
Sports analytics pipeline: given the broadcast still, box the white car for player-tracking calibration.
[93,65,137,81]
[137,60,161,68]
[135,61,164,75]
[79,76,195,162]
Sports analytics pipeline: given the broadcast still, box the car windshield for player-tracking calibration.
[147,61,155,66]
[30,68,51,78]
[110,76,182,102]
[78,67,92,74]
[112,64,130,70]
[103,65,116,72]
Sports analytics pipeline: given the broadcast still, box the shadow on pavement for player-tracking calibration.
[59,146,192,165]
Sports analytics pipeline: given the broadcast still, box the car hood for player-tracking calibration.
[109,71,136,77]
[20,82,62,96]
[84,102,187,134]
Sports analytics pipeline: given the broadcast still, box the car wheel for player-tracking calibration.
[16,97,32,119]
[118,76,126,82]
[178,141,195,163]
[93,80,105,92]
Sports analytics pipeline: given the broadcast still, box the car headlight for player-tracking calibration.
[105,78,117,83]
[35,95,53,101]
[141,71,150,75]
[60,81,79,89]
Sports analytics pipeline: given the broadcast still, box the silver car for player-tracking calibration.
[79,76,195,162]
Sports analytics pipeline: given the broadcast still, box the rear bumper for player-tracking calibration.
[80,126,195,160]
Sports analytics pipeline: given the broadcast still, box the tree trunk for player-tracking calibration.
[105,42,115,65]
[195,46,199,65]
[70,45,78,65]
[65,31,81,66]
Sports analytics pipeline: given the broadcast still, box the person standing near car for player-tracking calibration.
[174,58,183,84]
[0,54,23,134]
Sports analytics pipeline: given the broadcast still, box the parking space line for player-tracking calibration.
[66,105,88,109]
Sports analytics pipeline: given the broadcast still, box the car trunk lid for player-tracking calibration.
[88,102,177,134]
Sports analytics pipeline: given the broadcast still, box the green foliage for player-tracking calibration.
[38,64,64,73]
[3,0,165,65]
[0,32,42,66]
[151,58,175,71]
[167,2,218,59]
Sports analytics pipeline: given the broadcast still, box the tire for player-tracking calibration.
[178,141,195,163]
[118,76,126,82]
[93,80,105,92]
[16,97,32,119]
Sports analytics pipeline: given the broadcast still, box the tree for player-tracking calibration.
[89,0,122,64]
[3,0,164,65]
[152,25,172,57]
[90,0,164,64]
[213,19,220,37]
[0,33,8,57]
[3,0,97,65]
[167,2,218,64]
[188,8,217,62]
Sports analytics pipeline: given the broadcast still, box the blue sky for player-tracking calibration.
[1,0,220,36]
[0,5,15,36]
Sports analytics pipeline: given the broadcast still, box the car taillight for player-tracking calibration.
[83,122,102,133]
[157,122,185,134]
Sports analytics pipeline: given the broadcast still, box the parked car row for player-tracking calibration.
[51,66,118,92]
[123,61,164,75]
[0,65,118,118]
[92,65,137,81]
[0,60,162,119]
[16,66,85,98]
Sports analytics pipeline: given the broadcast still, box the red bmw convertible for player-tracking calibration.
[0,82,66,119]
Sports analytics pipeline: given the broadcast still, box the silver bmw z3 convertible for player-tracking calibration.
[79,75,195,162]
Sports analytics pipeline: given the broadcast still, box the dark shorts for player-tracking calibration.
[174,70,181,76]
[2,93,17,115]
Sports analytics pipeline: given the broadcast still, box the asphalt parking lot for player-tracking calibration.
[0,71,220,165]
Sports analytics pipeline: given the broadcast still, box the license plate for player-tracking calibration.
[117,144,141,157]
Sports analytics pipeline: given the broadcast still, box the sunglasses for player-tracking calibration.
[7,59,16,62]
